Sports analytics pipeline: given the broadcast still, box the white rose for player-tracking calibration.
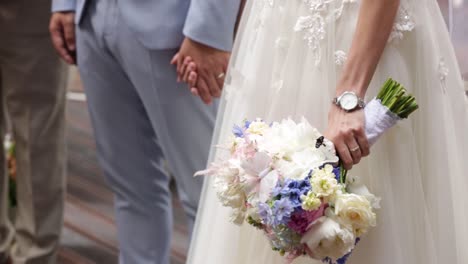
[346,175,381,209]
[301,216,355,260]
[334,193,377,236]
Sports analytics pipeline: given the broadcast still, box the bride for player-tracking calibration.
[177,0,468,263]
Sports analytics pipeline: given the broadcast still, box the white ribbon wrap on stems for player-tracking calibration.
[364,99,401,145]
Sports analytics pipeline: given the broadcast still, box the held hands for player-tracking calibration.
[171,38,230,104]
[324,105,370,170]
[50,12,77,65]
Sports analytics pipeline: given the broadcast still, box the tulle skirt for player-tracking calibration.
[188,0,468,263]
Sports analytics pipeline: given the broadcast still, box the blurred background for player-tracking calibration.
[3,1,467,264]
[439,0,468,83]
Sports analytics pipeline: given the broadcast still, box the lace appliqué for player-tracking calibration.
[438,57,449,94]
[294,14,326,60]
[388,7,415,43]
[294,0,355,65]
[253,0,275,32]
[334,50,347,66]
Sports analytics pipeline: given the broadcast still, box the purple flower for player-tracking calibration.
[286,179,300,189]
[244,120,252,129]
[333,166,341,182]
[272,198,295,226]
[232,124,245,138]
[298,179,310,189]
[298,179,311,194]
[288,189,303,207]
[288,203,325,234]
[288,210,312,235]
[258,202,273,225]
[280,179,300,196]
[271,182,283,197]
[272,179,311,206]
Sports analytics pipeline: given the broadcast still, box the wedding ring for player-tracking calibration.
[350,146,360,152]
[217,73,225,79]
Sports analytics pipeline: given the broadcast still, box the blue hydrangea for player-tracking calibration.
[272,198,295,226]
[244,120,251,129]
[271,182,283,197]
[297,179,311,194]
[333,166,341,182]
[258,202,273,225]
[286,179,300,189]
[232,125,244,138]
[271,179,311,207]
[287,189,303,207]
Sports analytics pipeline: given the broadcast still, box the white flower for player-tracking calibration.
[240,152,279,206]
[230,207,247,225]
[275,149,334,180]
[301,216,355,260]
[334,193,377,236]
[346,175,381,209]
[310,165,340,199]
[275,159,308,180]
[301,192,322,211]
[246,120,269,135]
[195,159,247,221]
[210,163,243,204]
[259,118,338,170]
[246,205,262,222]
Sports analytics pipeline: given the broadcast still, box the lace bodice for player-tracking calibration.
[256,0,415,66]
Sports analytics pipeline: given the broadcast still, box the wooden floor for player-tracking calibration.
[58,77,189,264]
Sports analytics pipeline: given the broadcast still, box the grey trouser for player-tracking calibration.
[76,0,217,263]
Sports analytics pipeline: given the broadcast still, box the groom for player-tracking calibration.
[50,0,240,263]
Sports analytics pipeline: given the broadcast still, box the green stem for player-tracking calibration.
[339,163,348,184]
[376,78,419,119]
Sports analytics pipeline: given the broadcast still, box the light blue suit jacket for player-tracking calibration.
[52,0,240,51]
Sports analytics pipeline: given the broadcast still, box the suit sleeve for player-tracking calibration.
[52,0,77,12]
[183,0,241,52]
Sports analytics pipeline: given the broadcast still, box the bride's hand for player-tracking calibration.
[171,54,201,96]
[324,105,370,170]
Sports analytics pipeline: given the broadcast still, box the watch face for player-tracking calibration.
[339,92,358,111]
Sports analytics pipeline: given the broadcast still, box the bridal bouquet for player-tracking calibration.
[196,79,418,263]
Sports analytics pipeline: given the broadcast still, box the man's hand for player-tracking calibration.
[172,38,230,104]
[49,12,76,65]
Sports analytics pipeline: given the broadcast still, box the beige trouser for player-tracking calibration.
[0,0,68,263]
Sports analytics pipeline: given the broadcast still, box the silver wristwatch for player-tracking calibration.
[333,91,366,112]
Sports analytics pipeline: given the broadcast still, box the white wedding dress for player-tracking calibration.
[188,0,468,263]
